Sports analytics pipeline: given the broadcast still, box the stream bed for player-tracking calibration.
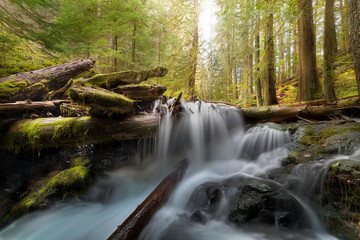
[1,101,359,240]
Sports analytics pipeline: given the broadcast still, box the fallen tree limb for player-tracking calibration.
[240,97,360,123]
[0,100,55,115]
[0,114,159,152]
[0,59,95,102]
[107,159,189,240]
[69,86,135,116]
[112,85,166,101]
[83,66,168,89]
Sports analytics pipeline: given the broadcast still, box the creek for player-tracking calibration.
[0,101,346,240]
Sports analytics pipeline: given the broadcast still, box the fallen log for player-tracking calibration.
[0,59,95,102]
[0,114,159,152]
[107,159,189,240]
[112,84,166,101]
[83,66,168,89]
[240,97,360,123]
[69,86,135,116]
[0,100,55,115]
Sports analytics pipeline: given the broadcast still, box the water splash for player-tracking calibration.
[0,101,340,240]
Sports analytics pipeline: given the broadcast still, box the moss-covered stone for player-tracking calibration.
[7,166,90,219]
[0,79,29,99]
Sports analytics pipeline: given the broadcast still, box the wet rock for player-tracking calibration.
[190,210,206,224]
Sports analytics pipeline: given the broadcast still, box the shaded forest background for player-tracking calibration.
[0,0,358,106]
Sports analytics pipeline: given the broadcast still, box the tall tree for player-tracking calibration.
[189,0,198,97]
[323,0,337,101]
[255,18,263,107]
[263,8,278,105]
[297,0,321,101]
[340,0,350,51]
[349,0,360,95]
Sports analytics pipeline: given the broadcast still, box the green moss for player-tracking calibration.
[69,86,134,116]
[70,156,91,167]
[0,79,29,99]
[304,125,314,135]
[4,117,95,152]
[7,166,90,219]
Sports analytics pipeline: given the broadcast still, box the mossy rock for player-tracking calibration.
[7,166,90,220]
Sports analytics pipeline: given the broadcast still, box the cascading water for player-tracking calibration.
[0,101,340,240]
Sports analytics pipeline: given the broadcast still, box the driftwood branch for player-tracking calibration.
[107,159,189,240]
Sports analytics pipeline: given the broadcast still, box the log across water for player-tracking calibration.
[0,114,159,152]
[107,159,189,240]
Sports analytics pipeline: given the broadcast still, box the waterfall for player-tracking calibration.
[0,101,339,240]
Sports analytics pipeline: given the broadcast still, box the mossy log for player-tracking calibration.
[69,86,135,116]
[112,84,166,101]
[83,66,168,89]
[107,159,189,240]
[0,59,95,102]
[241,97,360,123]
[0,114,159,152]
[0,101,55,115]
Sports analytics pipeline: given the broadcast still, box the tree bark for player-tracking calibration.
[349,0,360,96]
[0,59,95,102]
[323,0,337,101]
[107,159,189,240]
[264,12,278,105]
[298,0,321,101]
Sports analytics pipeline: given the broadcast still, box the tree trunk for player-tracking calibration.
[341,0,350,51]
[107,159,189,240]
[240,97,360,123]
[349,0,360,96]
[0,59,95,102]
[189,0,198,97]
[255,12,263,107]
[131,22,136,70]
[264,12,278,106]
[298,0,321,101]
[69,86,135,116]
[0,114,159,152]
[83,66,169,89]
[0,100,55,115]
[112,85,166,101]
[278,30,285,89]
[323,0,337,101]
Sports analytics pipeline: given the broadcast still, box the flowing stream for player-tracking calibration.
[0,101,341,240]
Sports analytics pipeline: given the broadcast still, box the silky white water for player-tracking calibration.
[0,101,339,240]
